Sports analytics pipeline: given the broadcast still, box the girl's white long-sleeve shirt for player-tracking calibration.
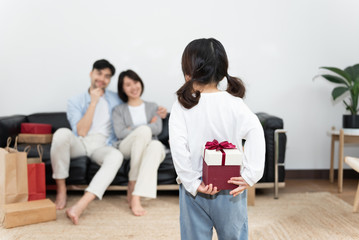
[169,91,266,196]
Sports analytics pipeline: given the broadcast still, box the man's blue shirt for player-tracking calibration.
[66,90,123,146]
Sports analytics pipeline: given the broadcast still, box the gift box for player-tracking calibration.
[202,140,243,190]
[21,123,52,134]
[0,199,56,228]
[18,133,53,144]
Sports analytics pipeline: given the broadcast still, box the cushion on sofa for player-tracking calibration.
[27,112,71,133]
[0,115,27,147]
[44,156,89,185]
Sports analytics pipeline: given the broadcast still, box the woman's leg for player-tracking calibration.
[132,140,165,198]
[119,125,152,212]
[131,140,165,216]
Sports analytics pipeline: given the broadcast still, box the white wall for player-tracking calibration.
[1,0,359,170]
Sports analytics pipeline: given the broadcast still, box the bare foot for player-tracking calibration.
[130,195,146,216]
[55,191,67,210]
[66,206,82,225]
[65,192,95,225]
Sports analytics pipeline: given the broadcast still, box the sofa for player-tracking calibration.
[0,112,287,193]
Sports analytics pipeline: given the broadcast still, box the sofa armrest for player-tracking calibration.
[157,113,170,148]
[255,112,287,183]
[256,112,283,130]
[0,115,27,147]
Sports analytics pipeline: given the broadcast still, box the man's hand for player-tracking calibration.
[157,106,167,119]
[228,177,249,197]
[90,88,103,104]
[197,182,219,195]
[150,116,158,123]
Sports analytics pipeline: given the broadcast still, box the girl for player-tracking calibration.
[169,38,265,240]
[112,70,166,216]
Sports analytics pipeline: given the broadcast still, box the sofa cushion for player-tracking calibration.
[157,152,177,184]
[0,115,27,147]
[87,152,177,186]
[44,156,89,185]
[88,159,130,186]
[27,112,71,133]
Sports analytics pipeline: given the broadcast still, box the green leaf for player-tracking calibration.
[332,86,348,100]
[320,74,348,86]
[321,67,352,83]
[345,64,359,83]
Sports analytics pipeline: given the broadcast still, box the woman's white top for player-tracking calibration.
[169,91,265,196]
[128,103,147,127]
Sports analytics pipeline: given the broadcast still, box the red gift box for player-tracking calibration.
[202,140,243,190]
[21,123,52,134]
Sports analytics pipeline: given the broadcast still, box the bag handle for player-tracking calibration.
[24,145,43,162]
[14,136,18,150]
[6,137,11,150]
[5,137,18,153]
[24,145,31,154]
[37,144,43,162]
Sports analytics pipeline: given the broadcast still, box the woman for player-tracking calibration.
[112,69,166,216]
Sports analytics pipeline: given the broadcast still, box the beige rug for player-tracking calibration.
[1,192,359,240]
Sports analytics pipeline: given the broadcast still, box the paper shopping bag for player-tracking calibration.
[25,145,46,201]
[0,138,28,206]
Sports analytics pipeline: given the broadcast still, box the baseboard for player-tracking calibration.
[286,169,359,179]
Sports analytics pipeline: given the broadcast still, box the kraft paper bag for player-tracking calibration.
[0,138,28,206]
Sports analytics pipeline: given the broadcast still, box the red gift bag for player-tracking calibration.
[25,145,46,201]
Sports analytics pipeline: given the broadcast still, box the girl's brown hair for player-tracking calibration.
[177,38,245,109]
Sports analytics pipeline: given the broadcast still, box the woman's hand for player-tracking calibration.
[228,177,249,197]
[197,182,219,195]
[157,106,167,119]
[150,116,157,123]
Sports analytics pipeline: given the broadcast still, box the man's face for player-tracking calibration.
[90,68,112,90]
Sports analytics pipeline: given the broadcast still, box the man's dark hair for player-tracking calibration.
[92,59,116,76]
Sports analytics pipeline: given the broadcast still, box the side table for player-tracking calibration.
[329,128,359,193]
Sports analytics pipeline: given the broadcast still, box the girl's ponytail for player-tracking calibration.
[176,80,201,109]
[226,74,246,98]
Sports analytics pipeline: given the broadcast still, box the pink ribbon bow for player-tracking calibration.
[204,140,236,165]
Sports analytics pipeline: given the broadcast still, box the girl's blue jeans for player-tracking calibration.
[179,184,248,240]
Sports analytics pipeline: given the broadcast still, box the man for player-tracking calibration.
[51,59,166,224]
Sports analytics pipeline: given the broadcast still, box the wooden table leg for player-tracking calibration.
[330,135,335,183]
[247,185,255,206]
[338,129,344,193]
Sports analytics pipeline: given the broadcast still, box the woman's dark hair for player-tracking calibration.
[117,69,144,102]
[92,59,116,76]
[177,38,245,109]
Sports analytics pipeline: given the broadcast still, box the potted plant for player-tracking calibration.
[316,63,359,128]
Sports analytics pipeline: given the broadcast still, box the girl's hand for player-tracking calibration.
[197,182,219,195]
[228,177,249,197]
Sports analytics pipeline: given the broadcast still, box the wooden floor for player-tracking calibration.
[257,179,358,206]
